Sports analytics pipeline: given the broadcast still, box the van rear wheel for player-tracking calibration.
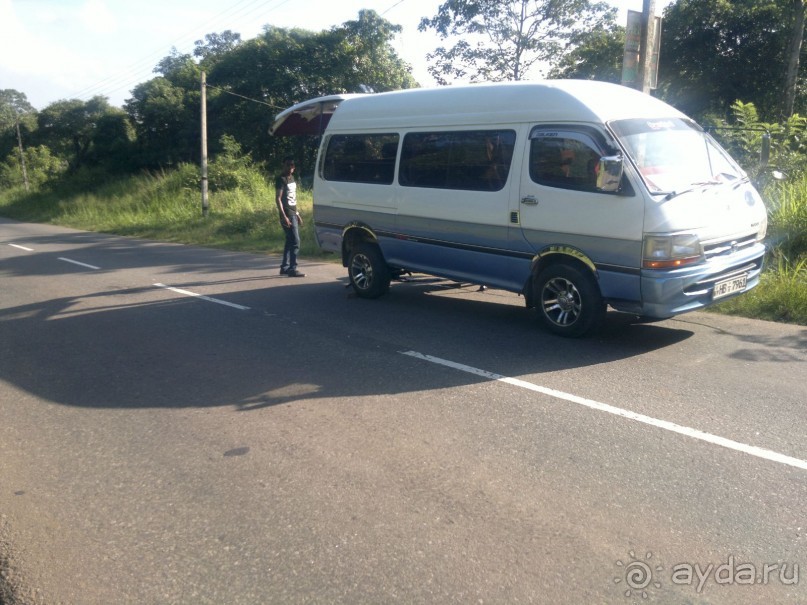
[348,243,391,299]
[534,264,605,337]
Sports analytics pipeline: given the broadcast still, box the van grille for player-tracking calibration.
[683,260,762,295]
[702,234,757,260]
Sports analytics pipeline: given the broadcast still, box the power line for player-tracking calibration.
[70,0,288,104]
[381,0,407,16]
[70,0,416,106]
[205,84,284,110]
[72,0,271,101]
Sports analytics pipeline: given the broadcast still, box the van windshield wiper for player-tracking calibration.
[661,174,744,200]
[732,175,750,189]
[661,181,719,200]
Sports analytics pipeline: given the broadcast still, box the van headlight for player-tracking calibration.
[756,215,767,241]
[643,234,703,269]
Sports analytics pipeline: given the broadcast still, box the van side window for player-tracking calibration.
[529,132,603,192]
[323,134,399,184]
[400,130,516,191]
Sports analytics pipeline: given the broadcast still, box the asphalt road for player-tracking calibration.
[1,217,805,605]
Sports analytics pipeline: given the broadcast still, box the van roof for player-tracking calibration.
[325,80,686,131]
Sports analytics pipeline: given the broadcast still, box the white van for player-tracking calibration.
[271,81,767,336]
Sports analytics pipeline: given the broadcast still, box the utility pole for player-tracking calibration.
[638,0,658,94]
[200,71,209,217]
[14,112,29,192]
[783,0,806,118]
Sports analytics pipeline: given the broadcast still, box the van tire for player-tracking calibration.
[534,264,605,337]
[348,243,391,299]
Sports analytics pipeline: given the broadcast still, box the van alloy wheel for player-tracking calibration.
[541,277,582,327]
[350,253,374,290]
[347,243,391,299]
[534,263,605,337]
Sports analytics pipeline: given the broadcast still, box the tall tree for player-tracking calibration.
[207,12,417,167]
[0,89,34,131]
[154,47,201,89]
[194,30,242,68]
[548,23,625,83]
[783,0,806,118]
[89,109,136,172]
[0,89,36,190]
[120,46,204,169]
[125,77,198,168]
[35,96,114,172]
[335,9,418,92]
[418,0,616,84]
[659,0,792,120]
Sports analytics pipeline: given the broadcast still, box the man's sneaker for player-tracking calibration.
[286,269,306,278]
[279,267,289,275]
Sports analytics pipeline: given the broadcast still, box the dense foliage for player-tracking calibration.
[659,0,802,120]
[548,22,625,82]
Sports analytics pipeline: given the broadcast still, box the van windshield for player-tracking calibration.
[609,118,746,195]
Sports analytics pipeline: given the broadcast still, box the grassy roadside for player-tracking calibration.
[0,164,805,325]
[713,177,807,324]
[711,257,807,324]
[0,164,327,260]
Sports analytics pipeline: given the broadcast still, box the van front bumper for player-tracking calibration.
[638,242,765,318]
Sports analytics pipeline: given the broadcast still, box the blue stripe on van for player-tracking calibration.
[315,206,642,298]
[315,220,642,277]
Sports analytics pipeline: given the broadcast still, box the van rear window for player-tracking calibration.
[322,134,399,184]
[400,130,516,191]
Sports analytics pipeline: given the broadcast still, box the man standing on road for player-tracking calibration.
[275,156,306,277]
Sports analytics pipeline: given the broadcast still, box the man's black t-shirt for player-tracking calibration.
[275,174,297,216]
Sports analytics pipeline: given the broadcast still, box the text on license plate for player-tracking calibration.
[713,274,747,299]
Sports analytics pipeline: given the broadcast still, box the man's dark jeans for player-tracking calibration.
[281,213,300,272]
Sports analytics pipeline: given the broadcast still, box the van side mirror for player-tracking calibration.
[596,156,623,192]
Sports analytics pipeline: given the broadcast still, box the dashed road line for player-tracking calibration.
[154,283,250,311]
[6,243,250,311]
[58,257,101,270]
[401,350,807,472]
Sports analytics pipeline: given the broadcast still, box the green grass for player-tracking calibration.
[0,164,326,259]
[711,177,807,325]
[713,256,807,324]
[1,163,805,326]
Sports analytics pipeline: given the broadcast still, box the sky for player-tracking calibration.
[0,0,670,111]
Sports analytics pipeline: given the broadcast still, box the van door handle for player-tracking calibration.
[521,195,538,205]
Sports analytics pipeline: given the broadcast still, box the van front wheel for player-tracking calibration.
[534,264,605,337]
[348,243,391,299]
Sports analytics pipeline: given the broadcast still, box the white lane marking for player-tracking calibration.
[154,283,250,311]
[8,243,34,251]
[401,350,807,472]
[58,257,100,270]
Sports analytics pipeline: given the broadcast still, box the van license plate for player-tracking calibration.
[713,274,747,299]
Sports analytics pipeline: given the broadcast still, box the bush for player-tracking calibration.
[207,134,267,192]
[707,101,807,180]
[0,144,66,189]
[764,176,807,262]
